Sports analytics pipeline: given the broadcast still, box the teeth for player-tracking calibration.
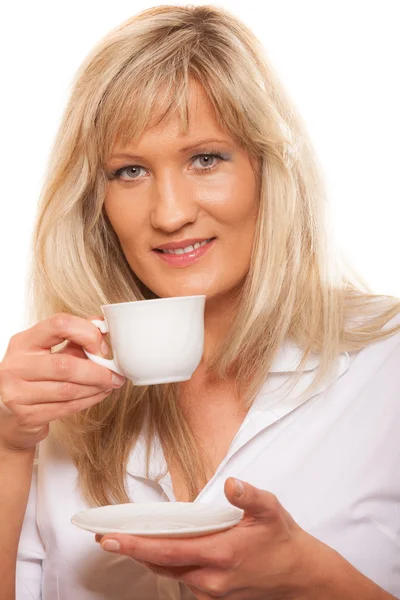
[162,239,212,254]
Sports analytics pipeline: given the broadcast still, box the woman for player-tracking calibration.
[1,4,399,599]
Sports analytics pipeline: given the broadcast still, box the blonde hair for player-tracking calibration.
[28,4,400,505]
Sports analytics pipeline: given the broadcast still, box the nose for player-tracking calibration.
[150,171,199,232]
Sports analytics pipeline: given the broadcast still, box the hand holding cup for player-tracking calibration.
[83,295,206,386]
[0,313,125,452]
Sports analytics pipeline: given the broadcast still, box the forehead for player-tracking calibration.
[111,79,231,153]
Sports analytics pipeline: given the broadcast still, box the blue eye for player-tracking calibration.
[110,165,145,182]
[107,151,229,184]
[191,153,223,171]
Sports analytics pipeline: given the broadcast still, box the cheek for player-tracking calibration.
[214,190,259,244]
[211,170,258,224]
[217,186,259,263]
[104,198,147,248]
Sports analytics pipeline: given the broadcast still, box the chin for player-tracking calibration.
[154,285,236,304]
[138,270,239,302]
[157,288,213,299]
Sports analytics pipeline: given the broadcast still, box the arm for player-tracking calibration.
[95,479,400,600]
[0,313,120,598]
[0,444,36,600]
[316,547,399,600]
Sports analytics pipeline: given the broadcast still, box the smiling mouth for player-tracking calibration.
[152,237,216,268]
[155,238,215,255]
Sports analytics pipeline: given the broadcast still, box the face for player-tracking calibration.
[104,80,260,305]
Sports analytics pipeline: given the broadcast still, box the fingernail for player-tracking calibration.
[112,373,125,387]
[101,340,109,356]
[235,478,245,497]
[102,539,120,553]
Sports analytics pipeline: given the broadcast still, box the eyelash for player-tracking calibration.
[108,151,228,184]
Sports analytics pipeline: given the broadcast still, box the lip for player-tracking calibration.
[154,238,213,251]
[152,238,216,268]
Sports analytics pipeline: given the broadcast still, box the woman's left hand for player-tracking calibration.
[95,477,339,599]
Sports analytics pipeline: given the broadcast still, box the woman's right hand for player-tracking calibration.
[0,313,126,452]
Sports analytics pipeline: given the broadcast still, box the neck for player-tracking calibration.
[197,288,241,379]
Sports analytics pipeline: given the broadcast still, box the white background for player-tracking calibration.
[0,0,399,358]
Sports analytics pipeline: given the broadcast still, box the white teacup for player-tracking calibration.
[83,295,206,386]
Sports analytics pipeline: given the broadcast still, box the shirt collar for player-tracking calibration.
[126,340,350,481]
[268,340,322,373]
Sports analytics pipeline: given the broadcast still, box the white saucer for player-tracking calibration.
[71,502,244,538]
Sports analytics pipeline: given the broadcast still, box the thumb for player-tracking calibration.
[224,477,298,528]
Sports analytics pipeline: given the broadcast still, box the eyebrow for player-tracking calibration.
[109,138,232,161]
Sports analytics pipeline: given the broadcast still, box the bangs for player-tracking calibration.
[96,64,193,166]
[94,63,263,169]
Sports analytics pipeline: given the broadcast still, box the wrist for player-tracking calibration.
[309,544,394,600]
[293,534,340,600]
[0,441,36,458]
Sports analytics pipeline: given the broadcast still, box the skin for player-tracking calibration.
[104,79,260,367]
[95,478,396,600]
[99,81,396,599]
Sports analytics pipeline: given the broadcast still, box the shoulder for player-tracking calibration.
[345,312,400,407]
[349,311,400,364]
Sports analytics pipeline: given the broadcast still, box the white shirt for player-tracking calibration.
[16,316,400,599]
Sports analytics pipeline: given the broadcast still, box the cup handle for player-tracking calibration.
[83,319,124,376]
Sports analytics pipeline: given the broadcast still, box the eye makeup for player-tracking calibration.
[106,149,231,184]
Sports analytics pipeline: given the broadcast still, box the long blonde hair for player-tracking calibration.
[27,4,400,505]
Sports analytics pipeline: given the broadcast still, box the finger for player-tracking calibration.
[225,477,286,523]
[186,589,209,600]
[55,341,88,359]
[0,376,121,406]
[186,586,242,600]
[10,313,105,355]
[56,340,107,360]
[224,478,293,544]
[141,563,230,598]
[181,569,231,598]
[17,388,114,424]
[98,533,232,568]
[140,562,202,580]
[9,353,122,389]
[131,563,222,600]
[186,589,210,600]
